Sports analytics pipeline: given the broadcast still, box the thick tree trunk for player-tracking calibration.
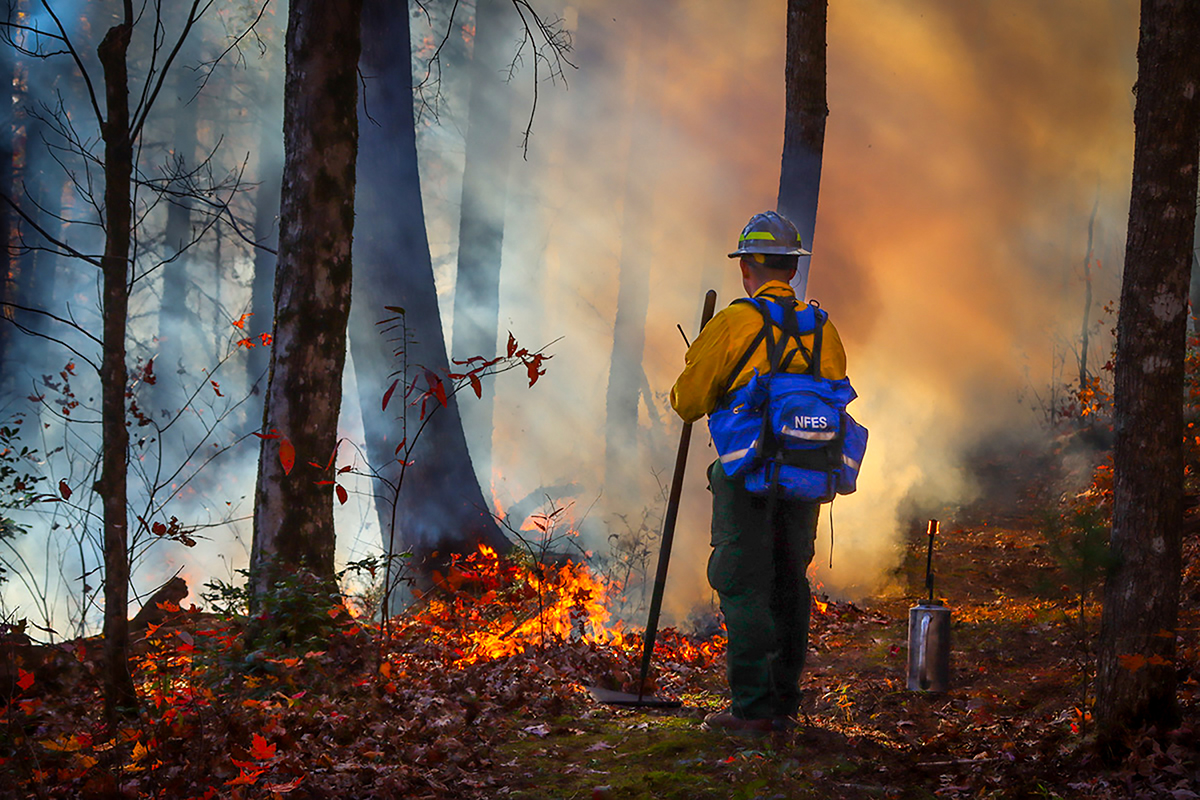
[1095,0,1200,750]
[450,0,517,478]
[353,0,507,584]
[97,19,138,724]
[250,0,362,594]
[776,0,827,299]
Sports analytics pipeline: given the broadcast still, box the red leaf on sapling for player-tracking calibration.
[425,369,447,407]
[335,484,348,505]
[506,332,518,358]
[16,668,33,691]
[58,480,71,500]
[469,373,482,399]
[232,312,253,330]
[382,378,399,411]
[279,438,295,475]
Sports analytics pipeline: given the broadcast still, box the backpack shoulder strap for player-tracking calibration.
[718,298,770,398]
[719,296,827,397]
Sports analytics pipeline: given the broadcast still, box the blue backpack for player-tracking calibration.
[708,296,867,503]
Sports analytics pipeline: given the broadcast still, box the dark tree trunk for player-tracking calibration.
[1078,196,1099,391]
[353,0,507,582]
[450,0,517,478]
[154,67,199,409]
[247,164,280,394]
[247,72,284,397]
[776,0,827,299]
[250,0,362,594]
[603,33,662,509]
[1095,0,1200,750]
[0,54,16,386]
[96,18,138,724]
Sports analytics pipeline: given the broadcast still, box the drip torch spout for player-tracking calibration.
[925,519,939,604]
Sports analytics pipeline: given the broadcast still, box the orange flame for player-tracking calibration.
[465,551,624,663]
[412,545,626,665]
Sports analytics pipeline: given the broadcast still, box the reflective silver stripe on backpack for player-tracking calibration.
[780,426,837,442]
[842,453,861,471]
[719,441,758,464]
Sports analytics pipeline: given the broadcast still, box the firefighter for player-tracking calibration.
[670,211,848,734]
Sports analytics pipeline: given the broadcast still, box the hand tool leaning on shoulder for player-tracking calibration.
[707,294,867,513]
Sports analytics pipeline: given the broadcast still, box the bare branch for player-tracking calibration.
[131,0,213,141]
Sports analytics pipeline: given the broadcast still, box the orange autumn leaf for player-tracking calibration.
[279,437,295,475]
[226,766,265,786]
[232,312,253,330]
[249,733,277,761]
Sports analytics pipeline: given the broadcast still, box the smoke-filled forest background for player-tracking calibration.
[0,0,1141,633]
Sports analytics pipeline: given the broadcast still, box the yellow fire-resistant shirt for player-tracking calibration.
[670,281,847,423]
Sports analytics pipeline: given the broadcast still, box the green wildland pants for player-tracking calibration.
[707,460,819,720]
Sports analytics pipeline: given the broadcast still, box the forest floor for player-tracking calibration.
[2,437,1199,799]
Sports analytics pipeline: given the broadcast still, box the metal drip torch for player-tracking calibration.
[907,519,951,692]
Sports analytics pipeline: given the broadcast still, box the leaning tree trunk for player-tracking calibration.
[450,0,517,479]
[603,31,663,511]
[353,0,508,588]
[97,19,138,724]
[1095,0,1200,751]
[776,0,827,300]
[250,0,363,596]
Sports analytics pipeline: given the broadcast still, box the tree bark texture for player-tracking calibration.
[776,0,827,299]
[353,0,507,581]
[450,0,518,478]
[251,0,362,593]
[97,19,139,723]
[1096,0,1200,746]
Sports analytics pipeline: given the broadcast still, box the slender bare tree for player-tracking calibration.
[777,0,827,299]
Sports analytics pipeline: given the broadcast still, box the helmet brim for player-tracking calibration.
[727,246,812,258]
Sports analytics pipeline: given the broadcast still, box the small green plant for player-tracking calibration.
[202,555,394,657]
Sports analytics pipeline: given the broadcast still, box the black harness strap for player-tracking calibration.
[719,295,822,399]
